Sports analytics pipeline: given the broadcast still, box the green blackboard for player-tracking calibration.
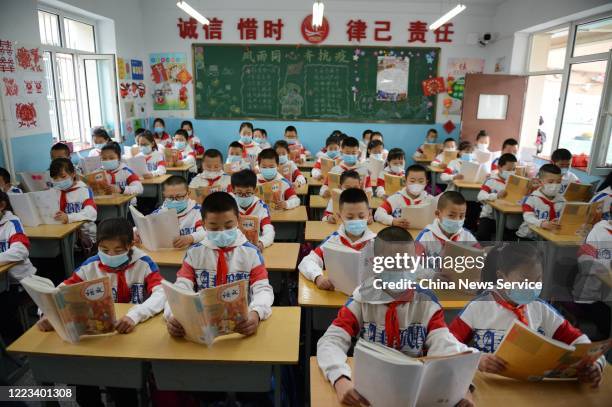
[193,44,440,123]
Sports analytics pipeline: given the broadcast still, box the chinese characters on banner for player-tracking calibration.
[0,38,49,137]
[445,58,485,115]
[149,53,192,110]
[118,57,148,138]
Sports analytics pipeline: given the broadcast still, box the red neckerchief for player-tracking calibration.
[339,235,368,251]
[536,194,558,221]
[206,176,222,186]
[106,167,121,184]
[385,291,414,350]
[215,247,236,285]
[99,261,135,303]
[401,193,422,206]
[493,291,528,325]
[242,201,258,216]
[59,184,80,212]
[494,177,506,185]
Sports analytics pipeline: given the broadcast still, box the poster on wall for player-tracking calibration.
[444,58,485,115]
[495,56,506,73]
[131,59,143,80]
[375,56,409,101]
[117,56,148,140]
[149,52,191,110]
[0,39,50,137]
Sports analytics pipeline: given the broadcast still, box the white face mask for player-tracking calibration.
[406,184,425,196]
[202,170,223,179]
[476,143,489,151]
[390,164,404,174]
[542,183,561,197]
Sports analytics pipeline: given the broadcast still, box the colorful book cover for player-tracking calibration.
[239,215,259,245]
[256,180,282,205]
[84,171,110,197]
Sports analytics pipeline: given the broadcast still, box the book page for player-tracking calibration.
[199,280,249,346]
[475,149,492,164]
[84,171,111,197]
[440,241,485,288]
[320,157,335,177]
[162,280,208,344]
[564,182,592,203]
[367,158,385,183]
[503,175,530,204]
[256,180,282,205]
[323,243,363,295]
[19,172,52,192]
[80,156,102,175]
[546,339,612,379]
[400,202,436,230]
[384,173,406,195]
[30,189,61,225]
[21,276,72,342]
[164,149,180,167]
[131,206,180,250]
[328,172,341,190]
[458,161,482,183]
[8,193,42,227]
[126,155,148,177]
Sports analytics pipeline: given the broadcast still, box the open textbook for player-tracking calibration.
[130,206,180,250]
[439,241,485,290]
[162,279,249,346]
[421,143,440,161]
[8,189,61,227]
[475,149,493,165]
[256,180,283,205]
[458,161,488,183]
[164,148,181,167]
[557,201,602,236]
[385,173,405,195]
[239,215,259,245]
[83,171,111,197]
[495,320,611,381]
[320,157,335,178]
[125,155,148,177]
[563,182,593,203]
[323,241,374,295]
[327,172,341,190]
[503,174,530,204]
[19,172,52,192]
[442,150,458,166]
[80,156,102,175]
[400,198,438,230]
[189,185,225,204]
[21,275,116,343]
[354,339,481,407]
[367,158,385,184]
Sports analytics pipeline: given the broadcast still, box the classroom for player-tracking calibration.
[0,0,611,406]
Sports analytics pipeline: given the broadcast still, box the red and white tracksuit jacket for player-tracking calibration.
[311,155,339,179]
[517,189,565,239]
[477,175,507,219]
[62,247,164,324]
[320,162,372,197]
[256,173,300,209]
[374,189,433,225]
[189,172,232,192]
[315,147,328,160]
[440,158,472,191]
[176,146,197,173]
[317,287,472,384]
[239,142,262,163]
[167,231,274,320]
[560,170,580,194]
[375,167,405,197]
[298,224,377,282]
[8,186,22,194]
[573,220,612,302]
[449,290,605,370]
[104,163,144,196]
[591,187,611,221]
[235,195,275,248]
[0,211,36,281]
[157,132,173,148]
[59,180,97,243]
[415,219,479,257]
[288,142,309,161]
[151,199,205,243]
[139,151,166,177]
[431,152,449,167]
[280,161,306,186]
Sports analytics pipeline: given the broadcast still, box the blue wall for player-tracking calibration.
[10,133,54,173]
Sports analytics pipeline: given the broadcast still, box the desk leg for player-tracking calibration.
[119,202,128,219]
[430,171,437,192]
[273,365,282,407]
[303,307,313,404]
[156,184,164,207]
[494,210,506,242]
[60,232,76,278]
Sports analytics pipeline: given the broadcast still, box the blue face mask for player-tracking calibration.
[500,170,515,180]
[370,153,383,161]
[254,137,264,144]
[342,153,358,165]
[506,288,542,305]
[101,159,119,171]
[98,250,129,268]
[53,177,73,191]
[560,168,569,175]
[440,217,464,235]
[235,195,254,209]
[208,227,238,248]
[261,167,278,180]
[228,155,242,163]
[285,138,297,145]
[461,153,474,162]
[278,155,289,165]
[165,199,188,213]
[327,150,340,159]
[154,127,165,134]
[240,135,253,144]
[174,141,186,150]
[94,143,106,149]
[139,145,152,155]
[344,219,367,236]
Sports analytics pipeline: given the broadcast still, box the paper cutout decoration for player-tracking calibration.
[176,68,192,85]
[151,62,168,84]
[422,77,445,96]
[443,120,456,134]
[15,102,37,128]
[16,47,42,72]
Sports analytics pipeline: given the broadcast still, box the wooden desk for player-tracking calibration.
[141,174,171,206]
[25,222,84,278]
[454,180,482,201]
[309,357,612,407]
[165,163,192,180]
[94,194,135,220]
[299,160,316,171]
[304,221,418,243]
[307,176,323,188]
[427,165,445,191]
[270,205,308,223]
[529,225,584,245]
[489,199,523,241]
[413,157,432,165]
[270,206,308,241]
[0,262,17,293]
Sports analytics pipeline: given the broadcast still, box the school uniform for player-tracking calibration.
[311,156,338,179]
[235,195,275,248]
[138,151,166,177]
[280,160,306,186]
[431,152,447,167]
[315,147,328,160]
[151,199,205,243]
[375,166,406,197]
[63,247,165,324]
[321,198,336,222]
[476,175,513,241]
[7,186,22,194]
[415,219,479,257]
[440,158,468,190]
[59,181,97,244]
[239,141,262,163]
[374,189,433,225]
[317,285,472,385]
[590,186,611,220]
[168,230,274,320]
[188,135,205,155]
[573,220,612,302]
[104,163,144,196]
[88,148,102,157]
[319,162,372,197]
[516,189,565,239]
[560,170,580,194]
[189,171,232,192]
[255,173,300,209]
[176,146,197,173]
[449,290,605,371]
[0,211,36,281]
[157,132,173,148]
[298,224,377,282]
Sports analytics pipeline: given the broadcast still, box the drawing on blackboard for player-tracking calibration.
[376,56,409,101]
[279,83,303,117]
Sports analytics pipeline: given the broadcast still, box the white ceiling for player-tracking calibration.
[329,0,507,4]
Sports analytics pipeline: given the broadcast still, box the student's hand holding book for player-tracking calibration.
[541,220,560,231]
[173,235,194,249]
[143,173,153,179]
[314,275,335,290]
[166,316,186,337]
[54,211,69,224]
[322,189,331,199]
[454,174,464,181]
[392,218,411,230]
[36,317,54,332]
[497,190,508,199]
[334,377,370,406]
[234,310,260,336]
[273,199,287,210]
[478,353,508,374]
[577,362,603,388]
[115,316,135,334]
[456,391,475,407]
[326,214,338,224]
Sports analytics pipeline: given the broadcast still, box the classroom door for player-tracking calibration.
[461,73,528,151]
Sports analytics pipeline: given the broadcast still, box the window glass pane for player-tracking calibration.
[55,53,81,143]
[477,95,508,120]
[601,114,612,168]
[558,60,608,168]
[38,10,61,47]
[574,17,612,57]
[81,58,118,138]
[520,74,563,157]
[528,27,568,72]
[42,52,60,142]
[64,18,95,52]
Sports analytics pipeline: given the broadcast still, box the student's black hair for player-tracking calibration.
[0,191,12,212]
[386,148,405,165]
[341,136,360,148]
[135,128,146,137]
[101,141,121,157]
[538,163,562,176]
[427,128,438,135]
[325,135,340,147]
[239,122,253,132]
[458,140,473,151]
[338,133,349,142]
[371,131,383,140]
[180,120,193,130]
[203,148,223,161]
[174,129,189,139]
[284,125,297,134]
[153,118,166,127]
[437,190,466,210]
[273,140,289,152]
[92,127,111,141]
[254,128,267,137]
[339,187,369,208]
[374,226,414,256]
[201,191,239,219]
[366,140,384,157]
[551,148,572,162]
[476,130,488,141]
[0,167,10,184]
[50,143,71,156]
[406,164,427,177]
[139,130,158,151]
[502,138,519,148]
[443,137,456,145]
[231,169,257,189]
[229,141,244,150]
[258,148,279,164]
[340,169,361,185]
[362,129,373,139]
[49,158,76,178]
[330,130,342,137]
[481,243,542,284]
[97,218,134,247]
[162,175,188,188]
[497,153,518,168]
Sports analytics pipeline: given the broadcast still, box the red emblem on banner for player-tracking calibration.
[300,15,330,44]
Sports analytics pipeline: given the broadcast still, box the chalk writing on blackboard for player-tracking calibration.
[304,65,350,118]
[240,64,280,116]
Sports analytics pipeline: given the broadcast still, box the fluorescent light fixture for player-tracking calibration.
[177,1,210,25]
[312,1,325,28]
[429,3,466,31]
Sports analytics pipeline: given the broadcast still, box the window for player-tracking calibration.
[524,14,612,175]
[37,8,119,150]
[477,94,508,120]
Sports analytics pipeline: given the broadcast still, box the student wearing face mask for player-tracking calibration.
[237,122,261,163]
[88,127,112,157]
[491,138,518,173]
[476,154,520,241]
[273,140,306,189]
[152,118,172,149]
[450,243,604,387]
[0,191,36,282]
[253,128,271,150]
[551,148,580,194]
[255,148,300,210]
[475,130,490,153]
[413,128,439,160]
[225,141,252,173]
[312,135,341,180]
[299,188,376,291]
[431,138,458,168]
[440,141,476,191]
[136,130,166,178]
[322,170,365,224]
[376,148,406,198]
[99,142,143,199]
[180,120,204,156]
[172,129,197,174]
[320,137,372,199]
[189,149,231,192]
[284,125,310,162]
[516,164,565,240]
